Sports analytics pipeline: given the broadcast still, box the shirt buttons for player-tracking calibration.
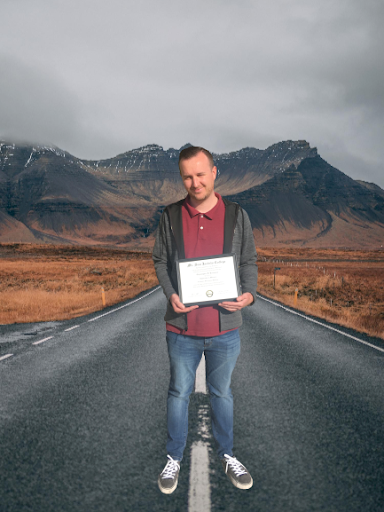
[201,215,204,218]
[200,226,204,229]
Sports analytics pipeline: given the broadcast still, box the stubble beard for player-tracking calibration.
[189,184,214,203]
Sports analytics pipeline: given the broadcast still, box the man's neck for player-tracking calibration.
[188,192,218,213]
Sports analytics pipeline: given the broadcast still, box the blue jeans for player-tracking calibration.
[166,329,241,461]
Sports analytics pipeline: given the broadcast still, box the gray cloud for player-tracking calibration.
[0,54,123,157]
[0,0,382,187]
[0,54,79,145]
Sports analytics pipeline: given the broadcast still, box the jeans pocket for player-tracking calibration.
[166,330,180,344]
[224,330,241,358]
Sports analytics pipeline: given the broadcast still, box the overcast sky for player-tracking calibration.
[1,0,383,187]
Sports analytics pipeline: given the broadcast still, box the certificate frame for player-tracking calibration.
[176,253,240,307]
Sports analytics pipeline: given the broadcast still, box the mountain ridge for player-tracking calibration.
[0,139,383,249]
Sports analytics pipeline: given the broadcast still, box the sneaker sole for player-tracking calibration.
[227,474,253,490]
[158,476,178,494]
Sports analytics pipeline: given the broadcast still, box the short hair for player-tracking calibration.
[178,146,214,171]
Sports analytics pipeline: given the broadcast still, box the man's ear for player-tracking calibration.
[212,166,218,180]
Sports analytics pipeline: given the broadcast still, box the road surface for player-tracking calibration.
[1,287,384,511]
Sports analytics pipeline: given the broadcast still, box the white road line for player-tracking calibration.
[87,286,161,322]
[188,441,211,512]
[32,336,54,346]
[64,325,80,332]
[0,353,13,361]
[258,294,384,353]
[189,355,211,511]
[195,354,207,393]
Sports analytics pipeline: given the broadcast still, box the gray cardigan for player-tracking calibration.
[152,197,258,331]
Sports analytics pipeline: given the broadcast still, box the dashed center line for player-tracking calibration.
[189,354,211,512]
[29,287,160,347]
[195,353,207,393]
[0,353,13,362]
[32,336,54,346]
[64,325,80,332]
[188,441,211,512]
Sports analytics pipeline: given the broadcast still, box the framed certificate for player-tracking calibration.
[176,253,240,307]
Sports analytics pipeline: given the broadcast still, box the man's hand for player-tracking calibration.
[170,293,199,314]
[218,292,254,312]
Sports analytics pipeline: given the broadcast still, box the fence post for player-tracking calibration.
[101,287,106,307]
[294,288,298,308]
[273,267,281,289]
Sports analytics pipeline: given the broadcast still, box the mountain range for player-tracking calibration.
[1,139,383,249]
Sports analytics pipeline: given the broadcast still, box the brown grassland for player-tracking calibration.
[257,247,384,340]
[0,244,158,324]
[1,244,383,340]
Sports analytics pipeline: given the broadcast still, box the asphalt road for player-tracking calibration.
[1,287,384,511]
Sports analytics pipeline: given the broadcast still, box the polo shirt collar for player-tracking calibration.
[183,193,222,220]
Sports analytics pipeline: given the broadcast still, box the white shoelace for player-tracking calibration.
[161,455,180,479]
[223,454,247,476]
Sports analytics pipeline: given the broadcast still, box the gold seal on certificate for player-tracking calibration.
[176,253,240,306]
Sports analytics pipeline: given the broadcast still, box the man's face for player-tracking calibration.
[179,152,217,205]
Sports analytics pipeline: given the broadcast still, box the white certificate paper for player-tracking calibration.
[177,253,240,306]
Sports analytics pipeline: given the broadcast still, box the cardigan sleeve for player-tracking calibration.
[152,209,178,301]
[238,208,258,304]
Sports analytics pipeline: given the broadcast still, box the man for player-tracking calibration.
[152,146,258,494]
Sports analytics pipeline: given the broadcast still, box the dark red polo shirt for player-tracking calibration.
[167,193,231,337]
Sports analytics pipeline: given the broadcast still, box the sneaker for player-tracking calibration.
[158,455,180,494]
[221,454,253,489]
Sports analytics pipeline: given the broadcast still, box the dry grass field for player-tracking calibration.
[257,248,384,340]
[1,244,383,340]
[0,244,158,324]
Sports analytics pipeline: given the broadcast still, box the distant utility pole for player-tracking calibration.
[274,267,281,289]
